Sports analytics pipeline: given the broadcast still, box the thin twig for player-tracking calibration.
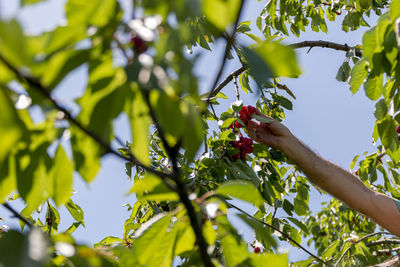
[366,239,400,247]
[334,232,392,267]
[233,75,240,101]
[2,203,33,228]
[205,0,247,107]
[376,247,400,253]
[290,40,362,57]
[227,202,328,265]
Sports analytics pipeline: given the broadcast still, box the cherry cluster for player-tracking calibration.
[239,105,257,125]
[227,105,257,161]
[229,135,254,160]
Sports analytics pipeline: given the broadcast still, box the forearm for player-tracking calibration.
[278,134,400,236]
[279,135,372,214]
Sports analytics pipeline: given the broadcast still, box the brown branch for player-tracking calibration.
[2,202,33,228]
[233,75,240,101]
[289,40,362,57]
[205,0,247,107]
[334,232,392,267]
[206,40,362,101]
[0,54,176,188]
[366,239,400,247]
[227,202,328,265]
[376,247,400,253]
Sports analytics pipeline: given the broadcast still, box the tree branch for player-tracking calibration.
[227,202,328,265]
[366,239,400,247]
[206,40,362,101]
[2,202,33,228]
[0,54,176,187]
[334,232,392,267]
[289,40,362,57]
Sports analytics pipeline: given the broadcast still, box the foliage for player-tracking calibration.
[0,0,400,266]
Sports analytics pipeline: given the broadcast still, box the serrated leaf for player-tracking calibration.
[377,115,396,148]
[65,199,84,225]
[349,59,368,94]
[364,73,383,100]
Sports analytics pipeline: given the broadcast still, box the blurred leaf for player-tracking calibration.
[202,0,241,32]
[0,90,24,168]
[217,216,249,266]
[41,49,89,90]
[0,155,16,203]
[94,236,122,247]
[182,103,204,162]
[250,253,288,266]
[127,84,151,165]
[241,46,274,87]
[21,0,46,5]
[0,229,49,267]
[51,145,73,206]
[217,181,264,208]
[0,20,29,66]
[70,127,101,182]
[391,0,400,20]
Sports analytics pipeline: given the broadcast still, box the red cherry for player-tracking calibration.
[131,36,148,54]
[254,247,261,253]
[386,252,391,256]
[398,133,400,141]
[240,106,248,115]
[234,121,242,129]
[396,125,400,133]
[355,170,359,176]
[247,105,256,114]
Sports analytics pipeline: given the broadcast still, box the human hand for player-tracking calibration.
[245,109,293,150]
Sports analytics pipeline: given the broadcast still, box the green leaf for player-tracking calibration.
[250,253,288,266]
[0,20,29,66]
[217,181,264,208]
[0,229,49,267]
[94,236,123,247]
[237,214,277,248]
[362,27,379,62]
[217,216,249,266]
[248,42,301,78]
[182,103,204,162]
[252,114,274,124]
[272,94,293,110]
[51,145,73,206]
[20,0,46,6]
[287,217,309,234]
[41,49,89,90]
[129,174,179,201]
[0,90,24,168]
[336,61,351,82]
[377,115,396,148]
[202,0,241,32]
[65,0,119,28]
[46,202,60,233]
[294,198,308,216]
[133,214,177,267]
[44,25,87,55]
[65,199,85,225]
[127,84,151,165]
[349,59,368,94]
[0,155,16,202]
[227,161,261,187]
[241,46,274,87]
[390,0,400,20]
[374,99,387,120]
[364,73,383,100]
[70,127,102,182]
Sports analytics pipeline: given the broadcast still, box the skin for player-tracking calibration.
[246,109,400,237]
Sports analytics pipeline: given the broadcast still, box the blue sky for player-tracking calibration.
[0,0,379,262]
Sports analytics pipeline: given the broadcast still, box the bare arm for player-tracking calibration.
[246,110,400,237]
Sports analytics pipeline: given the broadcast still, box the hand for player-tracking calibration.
[245,109,293,150]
